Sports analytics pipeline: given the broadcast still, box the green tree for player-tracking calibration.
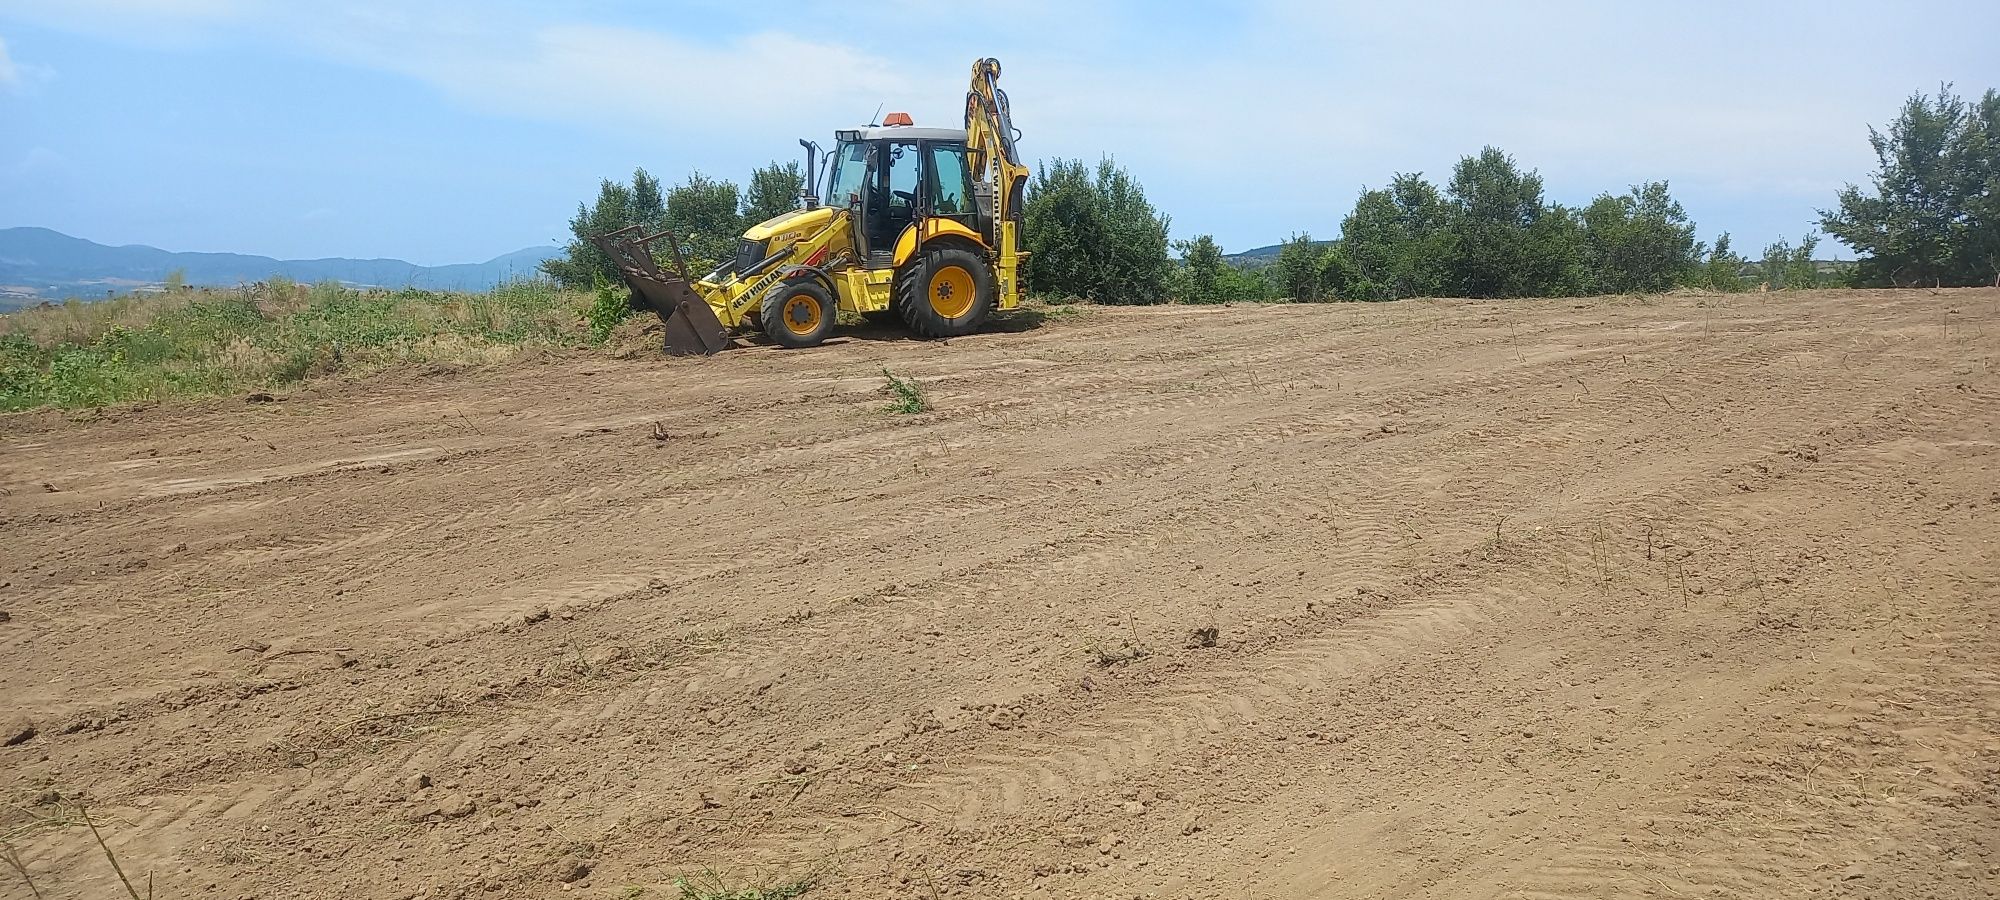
[1444,147,1586,298]
[1174,234,1226,303]
[743,161,804,225]
[632,169,667,230]
[1694,232,1748,291]
[1822,85,2000,287]
[1023,157,1172,304]
[543,169,663,289]
[1216,263,1276,302]
[1340,173,1451,301]
[1022,159,1099,300]
[1579,181,1701,293]
[1760,234,1821,290]
[665,171,745,275]
[1318,243,1357,300]
[1095,158,1174,303]
[1273,233,1332,301]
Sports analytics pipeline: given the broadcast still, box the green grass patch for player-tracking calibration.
[0,279,598,412]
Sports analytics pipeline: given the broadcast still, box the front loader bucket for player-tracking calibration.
[592,226,731,357]
[632,276,730,357]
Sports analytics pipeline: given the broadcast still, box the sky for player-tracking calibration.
[1,1,1996,266]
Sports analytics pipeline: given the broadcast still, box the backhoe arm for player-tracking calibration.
[965,57,1030,230]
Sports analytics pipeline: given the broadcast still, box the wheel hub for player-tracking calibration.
[784,296,819,333]
[928,265,976,318]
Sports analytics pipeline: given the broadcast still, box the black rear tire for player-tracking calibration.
[760,278,836,349]
[897,245,994,339]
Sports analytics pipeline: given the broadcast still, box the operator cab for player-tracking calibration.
[825,120,980,268]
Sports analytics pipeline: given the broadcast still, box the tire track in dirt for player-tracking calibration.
[668,310,1984,880]
[14,387,1500,845]
[6,290,1996,900]
[6,299,1689,634]
[7,327,1344,623]
[1073,371,1997,899]
[7,352,1408,684]
[690,365,1963,869]
[16,301,1952,766]
[1495,506,1995,896]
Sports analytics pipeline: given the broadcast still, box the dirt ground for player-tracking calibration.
[2,289,1996,900]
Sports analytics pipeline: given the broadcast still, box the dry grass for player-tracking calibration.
[0,278,598,411]
[3,291,197,347]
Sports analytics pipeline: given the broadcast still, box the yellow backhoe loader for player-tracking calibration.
[594,57,1030,354]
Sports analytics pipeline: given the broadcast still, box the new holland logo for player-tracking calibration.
[732,264,793,317]
[730,221,841,317]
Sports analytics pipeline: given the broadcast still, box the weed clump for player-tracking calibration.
[672,869,819,900]
[586,278,635,342]
[880,367,929,414]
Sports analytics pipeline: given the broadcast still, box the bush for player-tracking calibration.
[546,159,817,291]
[1273,233,1330,301]
[1327,150,1593,301]
[1444,147,1587,298]
[1216,263,1277,302]
[1580,182,1701,293]
[665,171,745,276]
[1759,235,1822,290]
[1023,157,1172,304]
[586,279,634,342]
[1691,233,1750,292]
[743,161,805,225]
[1173,234,1226,303]
[1822,84,2000,287]
[1170,238,1278,304]
[544,169,667,289]
[1339,174,1451,300]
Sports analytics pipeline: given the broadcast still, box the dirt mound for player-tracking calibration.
[2,289,1996,899]
[604,314,667,358]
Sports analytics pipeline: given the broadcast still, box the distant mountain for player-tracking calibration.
[1223,240,1336,269]
[0,227,560,309]
[1225,243,1291,261]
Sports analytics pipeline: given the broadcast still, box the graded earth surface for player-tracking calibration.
[3,289,1996,899]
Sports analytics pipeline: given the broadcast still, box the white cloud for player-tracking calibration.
[7,0,1997,250]
[205,5,916,159]
[0,0,255,44]
[271,2,1946,244]
[4,146,69,179]
[0,33,54,92]
[364,24,909,137]
[958,0,1998,245]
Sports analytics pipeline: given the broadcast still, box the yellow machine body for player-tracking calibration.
[596,57,1031,353]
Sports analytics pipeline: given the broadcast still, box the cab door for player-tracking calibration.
[826,139,874,260]
[922,142,977,233]
[867,140,921,266]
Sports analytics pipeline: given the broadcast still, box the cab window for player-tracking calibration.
[926,144,973,216]
[885,142,921,211]
[827,141,869,205]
